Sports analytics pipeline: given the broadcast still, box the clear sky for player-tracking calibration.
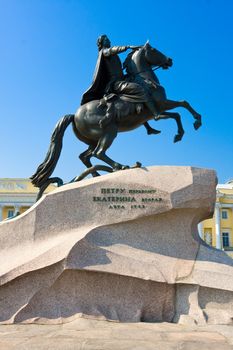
[0,0,232,183]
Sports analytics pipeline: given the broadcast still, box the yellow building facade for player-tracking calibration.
[199,180,233,258]
[0,178,55,221]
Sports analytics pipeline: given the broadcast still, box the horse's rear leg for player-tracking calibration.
[157,99,202,130]
[92,126,128,170]
[79,146,100,177]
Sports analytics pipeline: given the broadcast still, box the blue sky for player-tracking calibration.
[0,0,232,183]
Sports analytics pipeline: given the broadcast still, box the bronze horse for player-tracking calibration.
[31,42,201,195]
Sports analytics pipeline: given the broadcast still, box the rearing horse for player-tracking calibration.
[31,42,202,193]
[123,42,201,139]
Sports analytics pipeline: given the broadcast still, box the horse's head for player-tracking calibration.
[143,41,173,69]
[123,41,172,76]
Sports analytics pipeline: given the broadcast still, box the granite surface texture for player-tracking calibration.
[0,319,232,350]
[0,166,232,325]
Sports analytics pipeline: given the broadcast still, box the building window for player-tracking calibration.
[222,232,230,247]
[7,210,14,218]
[222,210,228,219]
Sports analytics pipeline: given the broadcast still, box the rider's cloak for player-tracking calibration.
[80,49,109,105]
[81,49,151,106]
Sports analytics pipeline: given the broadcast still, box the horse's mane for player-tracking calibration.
[123,51,134,74]
[123,48,142,74]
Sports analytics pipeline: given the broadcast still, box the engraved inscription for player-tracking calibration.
[92,187,164,210]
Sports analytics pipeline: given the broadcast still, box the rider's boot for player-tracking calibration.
[145,100,160,119]
[99,102,115,128]
[144,100,161,134]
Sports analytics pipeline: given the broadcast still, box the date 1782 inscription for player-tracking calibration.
[93,188,163,210]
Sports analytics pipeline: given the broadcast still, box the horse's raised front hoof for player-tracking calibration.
[193,119,202,130]
[131,162,142,168]
[173,134,183,143]
[147,128,161,135]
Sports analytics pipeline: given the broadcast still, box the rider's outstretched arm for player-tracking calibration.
[103,46,129,56]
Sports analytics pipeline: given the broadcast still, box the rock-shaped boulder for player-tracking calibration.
[0,166,232,325]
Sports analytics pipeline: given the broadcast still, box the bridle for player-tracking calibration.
[125,48,169,76]
[124,63,166,76]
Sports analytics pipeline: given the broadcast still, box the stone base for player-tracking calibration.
[0,318,233,350]
[0,319,232,350]
[0,166,232,325]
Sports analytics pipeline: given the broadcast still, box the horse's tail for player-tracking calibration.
[30,114,75,188]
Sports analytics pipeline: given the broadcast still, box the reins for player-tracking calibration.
[124,65,163,76]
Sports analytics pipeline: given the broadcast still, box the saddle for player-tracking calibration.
[98,93,144,122]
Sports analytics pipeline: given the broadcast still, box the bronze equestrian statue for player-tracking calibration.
[31,35,202,198]
[82,35,160,133]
